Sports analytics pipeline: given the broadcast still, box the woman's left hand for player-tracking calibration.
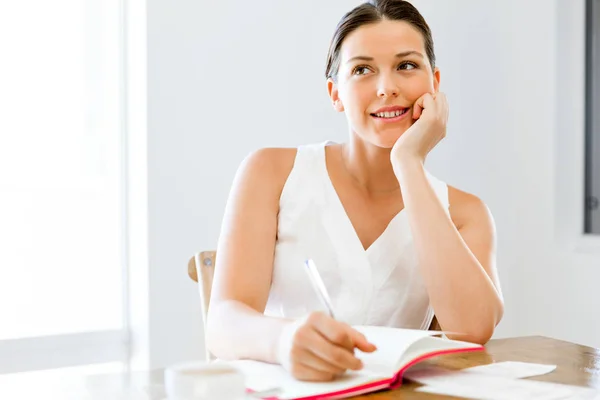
[390,92,449,167]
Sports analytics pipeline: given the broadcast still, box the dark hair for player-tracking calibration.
[325,0,435,81]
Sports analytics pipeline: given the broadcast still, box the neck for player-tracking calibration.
[341,135,400,193]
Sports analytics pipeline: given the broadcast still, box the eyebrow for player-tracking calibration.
[346,51,424,63]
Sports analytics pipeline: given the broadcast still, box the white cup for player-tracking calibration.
[164,361,246,400]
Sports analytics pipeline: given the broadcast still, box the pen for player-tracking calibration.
[304,259,336,319]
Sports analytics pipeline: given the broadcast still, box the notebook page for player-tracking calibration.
[396,336,482,371]
[224,327,440,399]
[353,326,438,375]
[226,359,387,400]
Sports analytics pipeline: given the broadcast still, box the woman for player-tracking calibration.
[206,0,504,382]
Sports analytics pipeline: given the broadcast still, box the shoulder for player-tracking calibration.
[447,185,495,232]
[232,147,298,200]
[239,147,297,176]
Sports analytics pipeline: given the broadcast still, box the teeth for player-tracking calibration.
[375,109,404,118]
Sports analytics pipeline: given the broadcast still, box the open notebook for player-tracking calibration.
[226,326,484,400]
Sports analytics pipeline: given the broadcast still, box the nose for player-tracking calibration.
[377,74,399,98]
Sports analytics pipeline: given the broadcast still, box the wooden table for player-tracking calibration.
[357,335,600,399]
[0,336,598,399]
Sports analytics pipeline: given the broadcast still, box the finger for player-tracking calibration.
[412,93,435,119]
[304,328,363,371]
[439,92,449,122]
[295,348,346,375]
[422,92,436,110]
[311,314,354,350]
[432,92,449,124]
[347,329,377,353]
[412,96,424,119]
[290,362,336,382]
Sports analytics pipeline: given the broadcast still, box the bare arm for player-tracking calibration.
[394,159,504,344]
[390,92,503,344]
[206,148,294,362]
[206,148,375,378]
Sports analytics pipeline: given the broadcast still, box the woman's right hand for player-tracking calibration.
[276,311,378,381]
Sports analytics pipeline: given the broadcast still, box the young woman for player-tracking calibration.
[206,0,504,382]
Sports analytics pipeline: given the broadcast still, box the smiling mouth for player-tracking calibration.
[370,108,409,119]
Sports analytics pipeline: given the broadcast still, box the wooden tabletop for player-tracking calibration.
[0,335,598,399]
[358,335,600,399]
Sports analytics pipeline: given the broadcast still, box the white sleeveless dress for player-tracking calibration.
[263,141,449,330]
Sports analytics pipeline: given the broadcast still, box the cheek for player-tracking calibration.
[341,82,372,114]
[403,78,435,103]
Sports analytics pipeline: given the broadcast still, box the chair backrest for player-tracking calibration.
[187,250,216,361]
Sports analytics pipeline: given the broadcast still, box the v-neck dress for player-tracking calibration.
[263,141,449,330]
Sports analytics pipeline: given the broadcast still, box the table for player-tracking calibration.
[0,336,598,399]
[356,335,600,399]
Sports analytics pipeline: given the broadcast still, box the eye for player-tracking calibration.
[352,65,372,76]
[398,61,418,70]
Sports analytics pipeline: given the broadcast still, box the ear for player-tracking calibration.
[327,78,344,112]
[432,67,441,93]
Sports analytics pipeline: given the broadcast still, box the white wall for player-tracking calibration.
[145,0,600,368]
[410,0,600,347]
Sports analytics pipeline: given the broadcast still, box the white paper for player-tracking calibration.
[352,325,438,373]
[463,361,557,379]
[405,363,599,400]
[405,362,556,385]
[416,376,600,400]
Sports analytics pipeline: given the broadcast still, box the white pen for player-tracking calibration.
[304,259,336,319]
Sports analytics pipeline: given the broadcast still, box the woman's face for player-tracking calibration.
[328,19,440,148]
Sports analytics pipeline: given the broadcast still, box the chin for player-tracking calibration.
[370,130,405,149]
[351,122,409,149]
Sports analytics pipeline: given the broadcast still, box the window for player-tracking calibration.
[585,0,600,234]
[0,1,128,372]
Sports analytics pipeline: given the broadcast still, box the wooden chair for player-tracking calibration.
[187,250,217,361]
[187,250,441,361]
